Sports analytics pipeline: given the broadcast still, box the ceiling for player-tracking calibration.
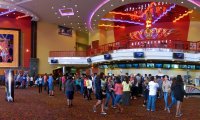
[0,0,200,32]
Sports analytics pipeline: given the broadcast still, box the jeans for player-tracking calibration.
[114,94,122,105]
[168,91,177,109]
[164,92,169,109]
[147,95,156,111]
[105,92,115,107]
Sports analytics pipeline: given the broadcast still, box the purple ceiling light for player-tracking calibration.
[152,4,176,24]
[101,18,145,25]
[188,0,200,7]
[59,8,74,16]
[0,10,15,16]
[88,0,110,31]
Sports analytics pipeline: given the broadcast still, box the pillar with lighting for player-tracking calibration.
[5,69,14,102]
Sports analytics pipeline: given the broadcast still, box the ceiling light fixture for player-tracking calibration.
[0,10,15,16]
[16,14,29,20]
[88,0,110,31]
[187,0,200,7]
[99,24,125,28]
[152,4,176,24]
[173,10,193,22]
[59,8,74,16]
[101,18,145,25]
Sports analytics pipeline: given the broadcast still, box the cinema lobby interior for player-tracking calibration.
[0,0,200,119]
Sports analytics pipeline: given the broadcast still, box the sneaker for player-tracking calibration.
[93,106,96,112]
[112,106,117,109]
[179,113,183,117]
[104,106,108,110]
[101,112,107,115]
[167,108,170,113]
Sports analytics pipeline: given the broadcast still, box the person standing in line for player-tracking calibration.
[174,75,185,117]
[142,78,149,107]
[86,76,93,100]
[65,75,75,108]
[147,76,159,112]
[43,73,48,91]
[162,75,171,111]
[122,76,131,106]
[93,72,107,115]
[167,77,177,113]
[38,75,43,93]
[61,74,66,92]
[48,74,54,96]
[83,75,88,99]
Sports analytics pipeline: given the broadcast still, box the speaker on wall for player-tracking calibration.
[87,58,92,63]
[51,59,58,63]
[29,58,39,77]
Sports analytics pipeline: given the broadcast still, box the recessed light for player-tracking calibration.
[13,13,15,14]
[84,22,87,24]
[103,9,105,12]
[64,23,66,25]
[55,12,57,14]
[71,23,73,24]
[111,4,114,7]
[192,17,195,18]
[77,11,79,13]
[63,6,66,8]
[75,5,78,7]
[181,2,183,4]
[51,6,54,9]
[58,17,60,19]
[94,20,96,21]
[78,23,80,24]
[122,0,124,2]
[194,7,196,9]
[78,16,80,17]
[97,15,99,16]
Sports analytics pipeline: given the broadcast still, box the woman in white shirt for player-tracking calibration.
[122,77,131,106]
[147,76,159,112]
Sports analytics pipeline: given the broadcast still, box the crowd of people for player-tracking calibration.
[12,71,186,118]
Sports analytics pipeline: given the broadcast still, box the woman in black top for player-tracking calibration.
[174,75,185,117]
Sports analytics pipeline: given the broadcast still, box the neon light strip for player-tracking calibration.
[101,18,145,25]
[109,12,141,18]
[187,0,200,7]
[173,10,193,22]
[16,15,29,20]
[98,24,125,28]
[0,10,15,16]
[109,2,155,18]
[152,4,176,24]
[88,0,110,31]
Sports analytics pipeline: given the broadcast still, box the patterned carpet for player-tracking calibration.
[0,86,199,120]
